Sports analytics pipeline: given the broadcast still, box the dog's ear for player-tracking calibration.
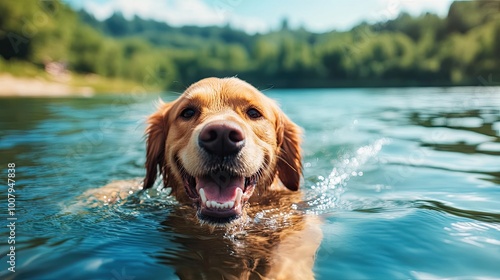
[144,101,172,189]
[276,111,303,191]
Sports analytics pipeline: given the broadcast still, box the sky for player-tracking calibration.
[65,0,455,33]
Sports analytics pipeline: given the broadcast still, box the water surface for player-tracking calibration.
[1,87,499,279]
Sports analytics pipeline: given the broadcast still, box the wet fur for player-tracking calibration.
[143,77,302,204]
[86,77,321,279]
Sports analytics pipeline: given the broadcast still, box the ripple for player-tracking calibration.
[445,221,500,247]
[477,142,500,153]
[416,200,500,223]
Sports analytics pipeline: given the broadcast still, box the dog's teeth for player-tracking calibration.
[199,188,207,205]
[204,200,234,209]
[204,199,237,209]
[235,188,243,204]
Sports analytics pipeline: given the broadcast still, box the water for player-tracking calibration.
[1,87,499,279]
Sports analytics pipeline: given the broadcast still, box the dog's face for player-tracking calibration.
[143,77,302,225]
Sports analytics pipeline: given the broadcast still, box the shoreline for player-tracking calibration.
[0,74,94,97]
[1,73,498,98]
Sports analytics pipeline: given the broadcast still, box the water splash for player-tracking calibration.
[305,138,390,214]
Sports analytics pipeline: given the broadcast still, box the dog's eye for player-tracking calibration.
[246,108,262,119]
[180,108,196,119]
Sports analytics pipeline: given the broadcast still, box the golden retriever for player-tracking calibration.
[143,77,303,225]
[85,77,321,279]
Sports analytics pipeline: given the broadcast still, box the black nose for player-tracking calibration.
[198,121,245,156]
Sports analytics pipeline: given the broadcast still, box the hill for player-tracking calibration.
[1,0,499,92]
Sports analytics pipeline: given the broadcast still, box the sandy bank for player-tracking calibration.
[0,74,94,97]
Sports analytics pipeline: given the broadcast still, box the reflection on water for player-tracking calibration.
[417,200,500,223]
[412,110,500,155]
[0,87,499,279]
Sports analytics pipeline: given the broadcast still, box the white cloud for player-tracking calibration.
[376,0,453,19]
[398,0,453,16]
[229,15,269,34]
[81,0,268,33]
[76,0,454,34]
[348,0,453,27]
[83,1,115,20]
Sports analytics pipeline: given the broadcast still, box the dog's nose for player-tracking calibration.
[198,121,245,156]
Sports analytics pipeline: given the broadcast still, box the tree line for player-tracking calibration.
[1,0,499,91]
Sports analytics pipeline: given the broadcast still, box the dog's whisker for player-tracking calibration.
[88,77,320,279]
[143,77,302,226]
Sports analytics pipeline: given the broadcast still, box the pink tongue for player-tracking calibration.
[196,175,244,202]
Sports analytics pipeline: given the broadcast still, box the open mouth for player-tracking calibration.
[182,168,257,225]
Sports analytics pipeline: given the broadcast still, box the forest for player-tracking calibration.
[1,0,499,91]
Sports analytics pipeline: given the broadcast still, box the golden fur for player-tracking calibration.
[143,77,303,224]
[144,77,302,194]
[86,77,321,279]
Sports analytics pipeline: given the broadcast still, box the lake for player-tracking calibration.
[1,87,499,279]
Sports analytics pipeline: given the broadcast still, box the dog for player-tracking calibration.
[85,77,322,279]
[143,77,303,225]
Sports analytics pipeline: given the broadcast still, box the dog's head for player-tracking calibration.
[143,77,302,225]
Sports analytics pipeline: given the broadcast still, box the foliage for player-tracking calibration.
[1,0,499,90]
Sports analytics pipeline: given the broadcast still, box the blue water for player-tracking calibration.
[1,87,499,279]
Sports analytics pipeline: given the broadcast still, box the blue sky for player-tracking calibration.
[65,0,455,33]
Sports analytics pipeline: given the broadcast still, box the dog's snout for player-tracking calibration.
[198,121,245,156]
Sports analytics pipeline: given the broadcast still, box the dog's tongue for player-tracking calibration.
[196,175,244,202]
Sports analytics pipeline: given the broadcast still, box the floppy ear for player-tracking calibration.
[276,111,303,191]
[143,102,172,189]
